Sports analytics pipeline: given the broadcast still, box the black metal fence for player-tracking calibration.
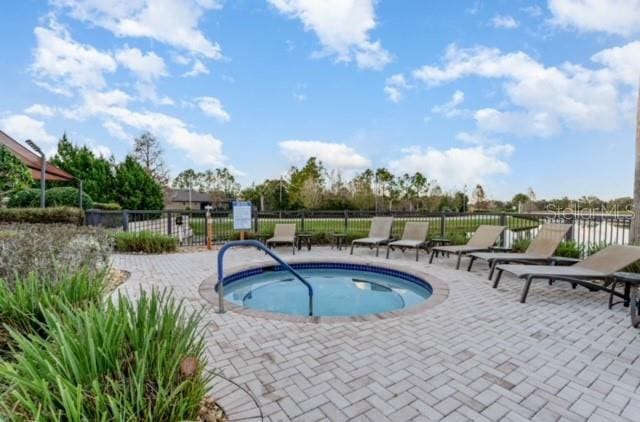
[85,209,632,252]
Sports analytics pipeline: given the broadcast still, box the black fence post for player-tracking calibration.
[440,214,446,238]
[167,211,173,235]
[344,210,349,234]
[301,211,305,232]
[123,211,129,232]
[499,213,507,246]
[254,211,259,233]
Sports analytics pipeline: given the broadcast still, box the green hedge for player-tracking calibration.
[8,187,93,209]
[114,231,178,253]
[0,207,85,225]
[7,189,40,208]
[46,187,93,209]
[92,202,122,210]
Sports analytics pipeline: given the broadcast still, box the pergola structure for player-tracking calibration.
[0,130,73,181]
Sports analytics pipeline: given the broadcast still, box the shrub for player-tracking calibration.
[0,224,111,284]
[46,186,94,209]
[0,290,211,421]
[0,269,106,355]
[554,241,583,259]
[0,207,85,225]
[7,189,40,208]
[512,238,532,253]
[114,231,178,253]
[92,202,122,210]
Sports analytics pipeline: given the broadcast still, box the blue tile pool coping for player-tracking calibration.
[219,262,433,295]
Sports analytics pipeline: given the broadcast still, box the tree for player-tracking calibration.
[511,193,529,211]
[242,178,290,211]
[632,80,640,243]
[50,134,117,203]
[472,184,488,210]
[288,157,325,209]
[115,156,164,210]
[375,168,394,211]
[348,170,373,210]
[132,132,169,185]
[172,169,203,191]
[0,145,33,200]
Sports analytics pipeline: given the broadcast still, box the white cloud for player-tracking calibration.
[389,145,513,188]
[24,104,56,117]
[412,43,639,137]
[92,144,112,157]
[384,73,411,102]
[72,91,224,165]
[268,0,391,70]
[104,107,225,166]
[51,0,223,58]
[491,15,519,29]
[115,47,167,81]
[548,0,640,36]
[182,59,210,77]
[591,41,640,85]
[522,5,543,17]
[0,114,57,144]
[279,140,371,170]
[196,97,230,122]
[103,120,130,140]
[431,90,465,117]
[32,22,117,90]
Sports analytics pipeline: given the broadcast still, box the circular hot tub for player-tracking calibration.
[218,263,436,318]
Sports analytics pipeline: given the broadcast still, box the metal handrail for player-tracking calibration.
[216,240,314,316]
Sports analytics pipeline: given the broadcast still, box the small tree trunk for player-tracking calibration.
[631,78,640,244]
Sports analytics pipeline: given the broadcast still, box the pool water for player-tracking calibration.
[223,267,432,317]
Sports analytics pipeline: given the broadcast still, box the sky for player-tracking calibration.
[1,0,639,201]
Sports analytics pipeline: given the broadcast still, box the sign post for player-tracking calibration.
[233,201,252,241]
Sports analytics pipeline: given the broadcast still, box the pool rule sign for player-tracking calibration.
[233,201,252,240]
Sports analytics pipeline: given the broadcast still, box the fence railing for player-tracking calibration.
[85,209,632,252]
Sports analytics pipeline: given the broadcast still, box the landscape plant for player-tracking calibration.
[0,289,211,421]
[0,207,85,225]
[0,269,106,355]
[114,230,178,253]
[0,224,111,284]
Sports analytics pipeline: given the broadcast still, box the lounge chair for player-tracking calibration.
[350,217,394,257]
[494,245,640,303]
[386,222,429,261]
[429,225,506,269]
[467,223,572,279]
[266,224,297,255]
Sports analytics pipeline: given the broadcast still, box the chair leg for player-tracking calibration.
[493,269,503,288]
[386,246,391,259]
[466,256,476,272]
[415,247,419,262]
[376,244,380,257]
[292,243,295,255]
[429,249,436,264]
[488,261,497,280]
[350,242,355,255]
[520,276,534,303]
[455,253,463,270]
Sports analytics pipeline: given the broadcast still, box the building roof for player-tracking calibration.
[0,130,74,181]
[167,188,212,203]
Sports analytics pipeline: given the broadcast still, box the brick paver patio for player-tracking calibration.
[112,247,640,421]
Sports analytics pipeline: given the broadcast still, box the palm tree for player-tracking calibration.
[632,80,640,243]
